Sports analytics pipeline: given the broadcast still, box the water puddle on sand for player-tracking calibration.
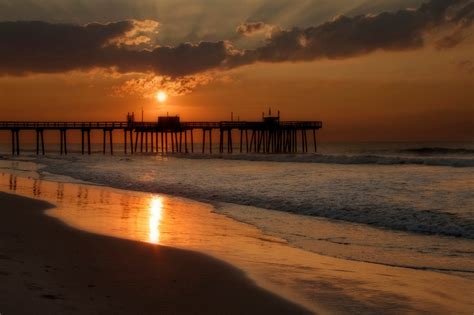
[1,169,474,314]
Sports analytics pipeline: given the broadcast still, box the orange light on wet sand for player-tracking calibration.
[149,196,163,244]
[156,91,167,103]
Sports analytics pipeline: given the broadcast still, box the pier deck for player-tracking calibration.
[0,120,322,155]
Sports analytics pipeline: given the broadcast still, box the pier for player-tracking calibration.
[0,112,322,155]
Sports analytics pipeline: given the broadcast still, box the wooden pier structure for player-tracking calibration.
[0,112,322,155]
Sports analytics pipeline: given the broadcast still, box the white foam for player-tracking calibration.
[20,154,474,239]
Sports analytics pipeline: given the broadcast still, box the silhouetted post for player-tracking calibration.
[252,130,256,152]
[219,129,223,153]
[287,130,291,153]
[281,130,284,152]
[301,129,305,153]
[269,131,273,153]
[289,130,293,152]
[276,131,280,153]
[313,129,317,153]
[124,130,127,154]
[245,129,249,153]
[63,130,67,155]
[274,130,278,153]
[288,130,292,153]
[251,130,256,152]
[294,130,297,153]
[11,130,15,155]
[305,130,309,152]
[263,130,266,153]
[140,131,144,153]
[161,132,164,153]
[267,131,271,153]
[172,132,175,152]
[109,130,113,155]
[150,132,154,152]
[130,130,134,154]
[268,131,271,153]
[257,131,262,153]
[202,129,206,153]
[240,129,243,153]
[279,130,283,153]
[165,132,168,152]
[16,130,20,155]
[228,129,233,153]
[289,130,292,153]
[134,131,139,153]
[103,129,106,154]
[145,132,148,153]
[179,131,183,152]
[175,132,179,152]
[184,130,188,153]
[209,129,212,153]
[81,130,85,154]
[87,130,91,155]
[190,129,194,153]
[170,132,174,152]
[36,130,40,155]
[40,130,45,155]
[272,131,275,152]
[60,130,66,155]
[60,131,63,155]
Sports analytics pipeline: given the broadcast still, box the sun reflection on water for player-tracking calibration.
[149,196,163,244]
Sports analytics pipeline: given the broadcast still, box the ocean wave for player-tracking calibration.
[3,155,473,239]
[400,147,474,155]
[178,153,474,167]
[28,155,474,240]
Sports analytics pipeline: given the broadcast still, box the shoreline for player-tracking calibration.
[0,191,311,314]
[1,167,474,314]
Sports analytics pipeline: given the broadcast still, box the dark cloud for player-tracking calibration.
[0,20,229,77]
[0,20,133,74]
[0,0,472,77]
[228,0,473,67]
[435,1,474,49]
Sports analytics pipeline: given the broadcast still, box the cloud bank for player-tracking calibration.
[0,0,472,77]
[0,19,229,77]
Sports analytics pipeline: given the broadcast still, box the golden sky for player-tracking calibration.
[0,0,473,141]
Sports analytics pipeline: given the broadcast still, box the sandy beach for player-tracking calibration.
[0,191,310,314]
[1,165,474,314]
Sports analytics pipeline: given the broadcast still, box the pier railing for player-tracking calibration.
[0,119,322,155]
[0,121,322,130]
[0,121,128,129]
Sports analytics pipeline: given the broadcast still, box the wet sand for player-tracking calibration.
[1,169,474,314]
[0,192,310,314]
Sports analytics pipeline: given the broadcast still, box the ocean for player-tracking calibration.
[0,141,473,275]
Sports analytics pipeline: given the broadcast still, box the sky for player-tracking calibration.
[0,0,473,141]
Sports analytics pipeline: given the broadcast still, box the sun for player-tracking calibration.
[156,91,168,103]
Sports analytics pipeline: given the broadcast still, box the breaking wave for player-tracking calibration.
[180,153,474,167]
[17,154,472,240]
[401,147,474,155]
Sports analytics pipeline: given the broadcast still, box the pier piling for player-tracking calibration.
[1,117,321,156]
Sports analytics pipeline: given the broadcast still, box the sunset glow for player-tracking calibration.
[156,91,168,103]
